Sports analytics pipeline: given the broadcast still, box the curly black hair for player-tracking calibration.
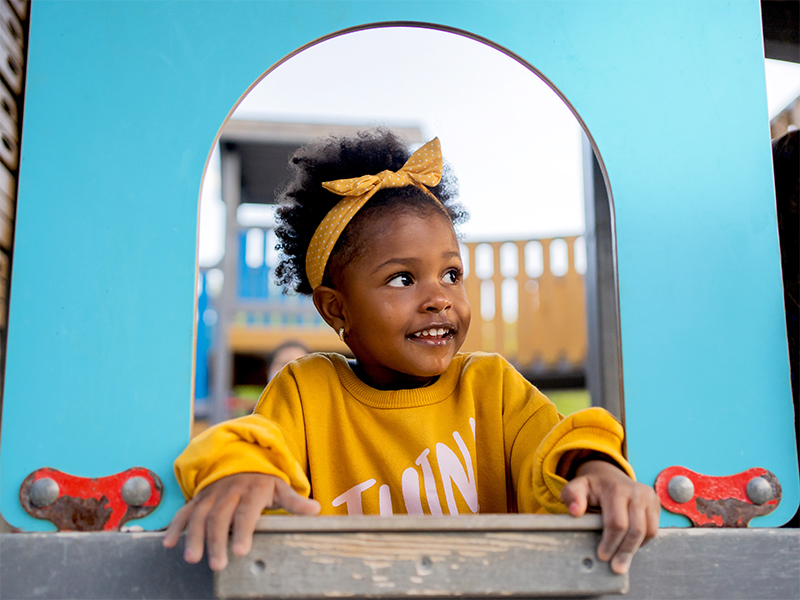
[274,129,467,295]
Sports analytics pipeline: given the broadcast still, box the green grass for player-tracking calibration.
[541,389,591,416]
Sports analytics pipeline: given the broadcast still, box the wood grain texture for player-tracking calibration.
[216,529,626,598]
[254,514,603,533]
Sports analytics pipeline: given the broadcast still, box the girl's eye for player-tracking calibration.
[387,273,414,288]
[443,269,461,284]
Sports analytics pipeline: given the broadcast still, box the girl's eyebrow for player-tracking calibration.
[372,257,418,274]
[372,251,462,274]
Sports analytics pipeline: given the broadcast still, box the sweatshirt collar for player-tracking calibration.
[330,353,464,409]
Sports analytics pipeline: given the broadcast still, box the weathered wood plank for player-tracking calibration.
[216,529,627,599]
[254,514,603,533]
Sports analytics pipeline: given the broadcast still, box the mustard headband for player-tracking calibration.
[305,137,444,290]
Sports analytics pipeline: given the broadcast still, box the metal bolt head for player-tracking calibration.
[667,475,695,504]
[122,476,152,507]
[746,476,773,505]
[29,477,59,508]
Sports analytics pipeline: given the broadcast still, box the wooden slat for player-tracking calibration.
[0,211,12,251]
[0,118,17,170]
[0,249,7,328]
[228,325,348,354]
[515,240,536,366]
[548,242,572,366]
[7,0,27,22]
[0,9,22,67]
[0,247,8,280]
[0,2,23,61]
[460,242,481,353]
[536,239,557,365]
[0,158,14,197]
[0,38,21,95]
[0,162,14,220]
[564,237,588,364]
[491,242,504,355]
[0,81,17,133]
[254,514,602,533]
[217,525,626,599]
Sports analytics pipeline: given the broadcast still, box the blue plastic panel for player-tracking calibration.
[1,0,795,529]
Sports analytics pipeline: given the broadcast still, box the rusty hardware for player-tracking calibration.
[655,466,781,527]
[19,467,163,531]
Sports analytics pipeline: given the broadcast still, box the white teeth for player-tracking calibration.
[413,328,451,338]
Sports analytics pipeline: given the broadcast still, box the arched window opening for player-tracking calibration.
[194,25,621,429]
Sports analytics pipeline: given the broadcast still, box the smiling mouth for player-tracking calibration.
[410,327,455,341]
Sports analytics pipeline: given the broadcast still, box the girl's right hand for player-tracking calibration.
[162,473,321,571]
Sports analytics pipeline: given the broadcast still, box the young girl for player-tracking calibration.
[163,130,660,574]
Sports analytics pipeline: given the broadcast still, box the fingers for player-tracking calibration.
[162,474,320,571]
[596,493,629,568]
[162,501,193,548]
[642,490,662,546]
[230,480,276,557]
[229,477,320,558]
[183,494,216,564]
[560,478,590,517]
[274,478,322,516]
[608,498,646,575]
[596,482,661,574]
[205,488,243,571]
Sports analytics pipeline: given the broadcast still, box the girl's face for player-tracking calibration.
[338,210,471,389]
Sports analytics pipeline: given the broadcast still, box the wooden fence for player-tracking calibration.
[459,236,587,371]
[220,230,588,373]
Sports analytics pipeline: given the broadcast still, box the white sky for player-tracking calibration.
[766,58,800,118]
[197,31,800,268]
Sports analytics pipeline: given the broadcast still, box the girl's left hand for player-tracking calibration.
[560,460,661,575]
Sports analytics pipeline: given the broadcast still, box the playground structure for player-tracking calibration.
[0,2,798,598]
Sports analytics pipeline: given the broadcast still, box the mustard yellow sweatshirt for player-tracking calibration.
[175,352,633,515]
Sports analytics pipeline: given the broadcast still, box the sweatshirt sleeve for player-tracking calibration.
[173,365,311,500]
[173,414,311,500]
[516,406,635,513]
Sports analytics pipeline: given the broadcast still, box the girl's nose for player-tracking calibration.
[422,285,452,313]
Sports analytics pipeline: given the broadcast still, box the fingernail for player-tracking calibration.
[569,502,580,515]
[613,555,631,574]
[209,557,227,571]
[232,542,246,555]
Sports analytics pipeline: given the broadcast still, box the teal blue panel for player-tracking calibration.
[1,0,795,530]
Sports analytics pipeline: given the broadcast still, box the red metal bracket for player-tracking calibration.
[19,467,163,531]
[655,466,781,527]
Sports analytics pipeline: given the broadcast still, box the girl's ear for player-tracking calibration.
[313,285,347,331]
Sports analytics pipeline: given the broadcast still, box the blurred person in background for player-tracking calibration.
[266,340,310,382]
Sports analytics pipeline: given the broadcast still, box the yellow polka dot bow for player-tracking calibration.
[305,137,443,290]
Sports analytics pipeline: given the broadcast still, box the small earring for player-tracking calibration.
[338,327,346,343]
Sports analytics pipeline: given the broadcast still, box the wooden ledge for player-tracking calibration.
[253,513,603,533]
[219,515,624,599]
